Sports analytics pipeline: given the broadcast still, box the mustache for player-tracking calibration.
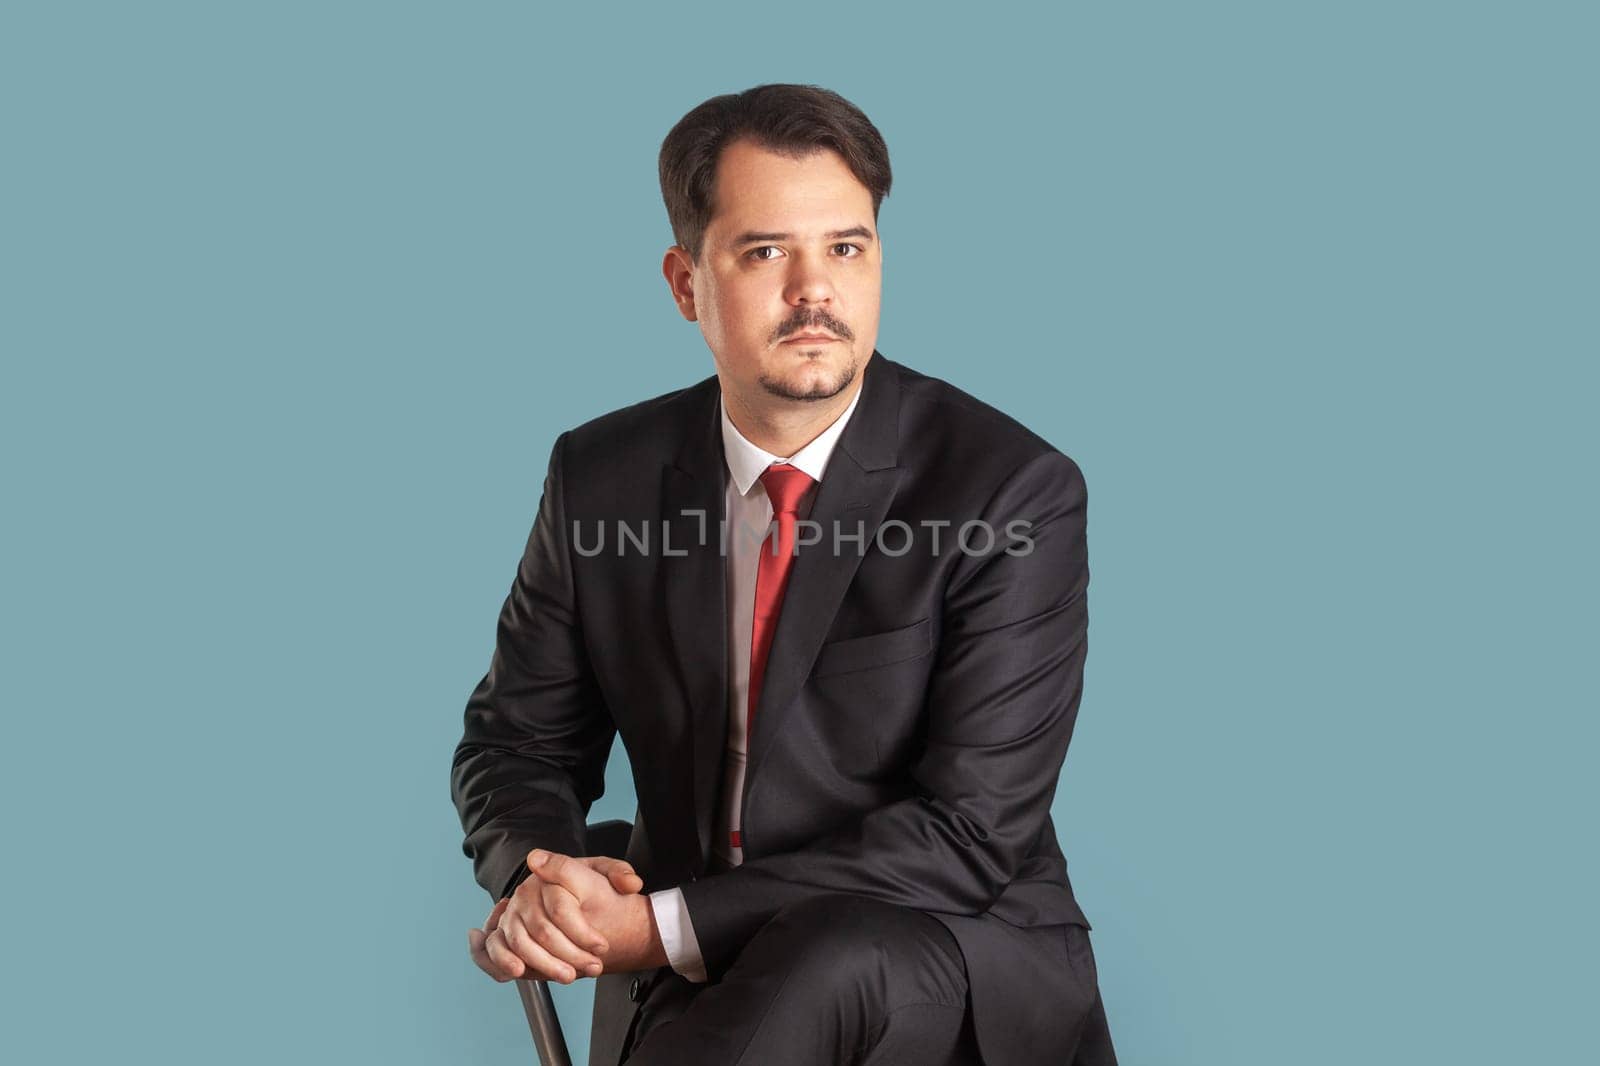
[773,309,853,343]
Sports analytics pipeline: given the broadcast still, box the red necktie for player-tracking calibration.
[732,462,815,851]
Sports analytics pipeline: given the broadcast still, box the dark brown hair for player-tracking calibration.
[658,83,892,263]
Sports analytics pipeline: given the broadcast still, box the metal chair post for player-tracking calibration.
[517,977,573,1066]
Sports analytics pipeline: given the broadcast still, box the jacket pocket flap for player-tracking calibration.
[812,618,933,678]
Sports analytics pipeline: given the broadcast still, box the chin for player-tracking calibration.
[759,354,856,402]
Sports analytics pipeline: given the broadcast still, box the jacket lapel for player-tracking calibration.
[661,376,730,869]
[661,353,904,866]
[743,352,903,807]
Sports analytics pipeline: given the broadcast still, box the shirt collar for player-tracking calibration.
[719,385,863,497]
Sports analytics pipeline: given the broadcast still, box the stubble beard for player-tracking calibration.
[758,348,859,402]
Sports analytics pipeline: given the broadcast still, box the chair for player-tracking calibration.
[517,819,635,1066]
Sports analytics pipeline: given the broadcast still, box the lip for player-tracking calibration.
[781,334,839,344]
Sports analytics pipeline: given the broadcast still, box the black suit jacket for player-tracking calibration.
[453,351,1102,1064]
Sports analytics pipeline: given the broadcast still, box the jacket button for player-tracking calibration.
[628,977,642,1002]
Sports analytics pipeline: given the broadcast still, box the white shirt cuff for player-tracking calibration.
[648,887,708,984]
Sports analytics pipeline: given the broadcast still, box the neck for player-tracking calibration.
[722,379,862,458]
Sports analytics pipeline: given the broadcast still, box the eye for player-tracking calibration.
[748,246,783,261]
[832,243,863,257]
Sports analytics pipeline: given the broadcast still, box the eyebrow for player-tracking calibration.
[730,225,876,247]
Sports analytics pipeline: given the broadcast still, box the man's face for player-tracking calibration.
[665,139,882,406]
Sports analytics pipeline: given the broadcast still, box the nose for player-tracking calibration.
[782,249,835,307]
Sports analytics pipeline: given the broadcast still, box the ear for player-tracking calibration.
[662,246,699,322]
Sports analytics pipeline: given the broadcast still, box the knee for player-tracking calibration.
[759,895,962,998]
[767,893,886,948]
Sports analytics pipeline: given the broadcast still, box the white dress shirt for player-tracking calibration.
[646,384,863,983]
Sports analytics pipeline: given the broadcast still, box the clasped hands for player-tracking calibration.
[468,849,668,984]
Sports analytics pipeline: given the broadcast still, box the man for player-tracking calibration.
[452,83,1117,1065]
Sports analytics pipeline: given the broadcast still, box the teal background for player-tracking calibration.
[3,2,1593,1063]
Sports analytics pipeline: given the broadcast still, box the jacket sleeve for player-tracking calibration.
[678,450,1090,979]
[450,431,616,902]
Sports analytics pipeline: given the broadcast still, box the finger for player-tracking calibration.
[469,899,515,979]
[498,912,585,983]
[505,899,603,978]
[469,927,513,980]
[528,850,608,898]
[481,927,526,982]
[544,882,610,955]
[583,856,644,894]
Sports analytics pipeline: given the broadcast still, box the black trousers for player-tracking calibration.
[621,894,983,1066]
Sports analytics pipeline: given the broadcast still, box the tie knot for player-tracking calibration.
[760,463,815,515]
